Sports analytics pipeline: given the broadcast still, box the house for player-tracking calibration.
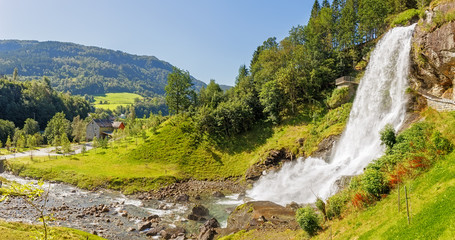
[86,119,125,141]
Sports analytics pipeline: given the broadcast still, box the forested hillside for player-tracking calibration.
[0,40,206,96]
[0,77,91,130]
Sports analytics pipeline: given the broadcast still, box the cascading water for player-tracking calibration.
[248,24,417,205]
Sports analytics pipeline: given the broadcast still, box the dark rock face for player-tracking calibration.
[245,148,293,182]
[311,135,340,160]
[188,205,210,221]
[411,2,455,101]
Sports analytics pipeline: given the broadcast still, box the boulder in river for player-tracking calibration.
[198,218,220,240]
[220,201,299,236]
[188,205,209,221]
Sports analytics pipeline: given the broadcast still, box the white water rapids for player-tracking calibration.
[248,24,417,205]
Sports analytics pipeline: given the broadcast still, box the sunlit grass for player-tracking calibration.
[93,92,143,110]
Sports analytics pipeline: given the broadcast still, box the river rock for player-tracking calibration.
[175,194,190,202]
[198,218,220,240]
[138,221,153,231]
[188,205,209,221]
[145,226,165,236]
[212,191,225,198]
[221,201,298,236]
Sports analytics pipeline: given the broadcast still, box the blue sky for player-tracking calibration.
[0,0,317,86]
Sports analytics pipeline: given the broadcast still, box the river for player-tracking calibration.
[0,172,243,239]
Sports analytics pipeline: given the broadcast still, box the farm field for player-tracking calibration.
[93,93,143,110]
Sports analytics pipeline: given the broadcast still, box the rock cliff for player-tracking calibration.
[411,2,455,104]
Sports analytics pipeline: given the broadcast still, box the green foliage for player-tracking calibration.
[23,118,39,135]
[165,67,195,115]
[380,124,397,152]
[389,8,421,27]
[326,190,350,219]
[361,168,390,198]
[327,87,351,109]
[0,77,91,129]
[296,206,322,236]
[44,112,71,145]
[0,119,15,144]
[0,40,205,96]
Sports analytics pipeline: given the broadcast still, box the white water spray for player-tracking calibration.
[248,24,416,205]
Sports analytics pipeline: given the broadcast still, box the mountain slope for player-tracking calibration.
[0,40,206,96]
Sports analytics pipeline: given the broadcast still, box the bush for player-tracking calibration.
[361,168,389,199]
[327,87,351,109]
[296,206,321,236]
[389,9,421,27]
[326,191,349,219]
[380,124,396,153]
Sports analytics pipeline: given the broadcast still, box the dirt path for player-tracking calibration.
[0,143,93,160]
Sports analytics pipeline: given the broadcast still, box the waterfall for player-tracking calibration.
[248,24,417,205]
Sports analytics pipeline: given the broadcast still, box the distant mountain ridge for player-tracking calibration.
[0,40,206,96]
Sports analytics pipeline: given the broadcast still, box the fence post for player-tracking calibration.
[405,186,410,224]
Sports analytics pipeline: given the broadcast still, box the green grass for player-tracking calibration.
[93,92,143,110]
[6,104,350,194]
[388,9,421,27]
[0,219,104,240]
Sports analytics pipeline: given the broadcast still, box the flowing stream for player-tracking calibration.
[248,24,417,205]
[0,172,241,239]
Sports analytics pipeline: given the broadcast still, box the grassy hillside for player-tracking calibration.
[0,219,104,240]
[6,103,351,194]
[220,109,455,240]
[93,92,143,110]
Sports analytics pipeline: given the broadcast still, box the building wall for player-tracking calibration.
[86,121,100,141]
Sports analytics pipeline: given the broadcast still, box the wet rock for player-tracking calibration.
[212,191,225,198]
[144,214,160,222]
[224,201,298,234]
[198,218,220,240]
[188,205,209,221]
[138,221,153,231]
[145,226,165,236]
[311,135,340,159]
[175,194,190,202]
[245,148,293,182]
[120,211,128,217]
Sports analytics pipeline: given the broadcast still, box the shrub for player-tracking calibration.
[327,87,351,109]
[326,191,349,219]
[380,124,396,153]
[388,9,421,27]
[361,168,389,199]
[296,206,322,236]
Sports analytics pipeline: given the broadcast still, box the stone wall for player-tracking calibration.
[426,97,455,112]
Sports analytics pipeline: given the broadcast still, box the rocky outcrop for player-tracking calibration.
[310,135,340,160]
[219,201,299,237]
[245,149,293,182]
[411,2,455,108]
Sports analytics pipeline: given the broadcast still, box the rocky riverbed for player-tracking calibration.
[0,172,244,240]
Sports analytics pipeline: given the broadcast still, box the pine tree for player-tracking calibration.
[322,0,330,8]
[311,0,321,18]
